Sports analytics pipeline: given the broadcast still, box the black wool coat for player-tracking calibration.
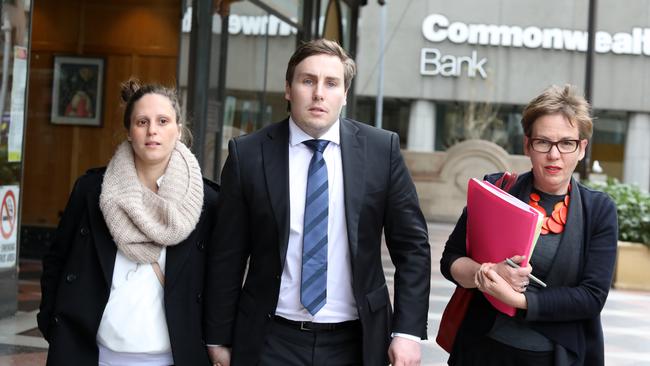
[38,168,219,366]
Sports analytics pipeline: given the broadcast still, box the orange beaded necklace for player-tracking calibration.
[528,184,571,235]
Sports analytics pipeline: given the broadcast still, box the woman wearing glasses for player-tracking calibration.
[441,85,617,366]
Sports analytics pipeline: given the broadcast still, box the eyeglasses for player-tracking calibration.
[529,138,581,154]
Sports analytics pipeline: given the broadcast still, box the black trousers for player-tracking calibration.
[449,336,554,366]
[258,318,363,366]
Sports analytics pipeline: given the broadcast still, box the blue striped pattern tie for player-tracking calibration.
[301,139,330,315]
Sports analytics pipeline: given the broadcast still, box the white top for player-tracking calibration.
[97,175,174,357]
[97,248,172,355]
[98,343,173,366]
[275,118,358,322]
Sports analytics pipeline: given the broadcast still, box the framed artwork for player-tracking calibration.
[51,56,104,126]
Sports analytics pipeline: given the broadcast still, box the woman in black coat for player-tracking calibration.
[38,79,218,365]
[441,85,618,366]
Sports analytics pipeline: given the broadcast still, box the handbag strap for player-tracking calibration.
[493,171,518,191]
[151,262,165,287]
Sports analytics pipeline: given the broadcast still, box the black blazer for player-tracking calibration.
[38,168,219,366]
[204,118,431,365]
[441,171,618,366]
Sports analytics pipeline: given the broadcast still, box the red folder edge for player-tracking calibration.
[466,178,543,316]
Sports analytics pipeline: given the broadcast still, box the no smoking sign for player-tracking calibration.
[1,189,16,240]
[0,186,19,269]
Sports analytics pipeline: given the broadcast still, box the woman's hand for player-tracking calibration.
[475,263,528,309]
[492,255,532,293]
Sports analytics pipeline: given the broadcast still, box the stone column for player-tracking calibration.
[406,100,436,151]
[623,113,650,191]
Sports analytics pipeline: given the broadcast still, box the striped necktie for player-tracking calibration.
[301,139,330,315]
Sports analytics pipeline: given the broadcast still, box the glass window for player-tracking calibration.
[357,97,525,154]
[258,0,302,23]
[0,1,30,185]
[318,1,351,49]
[355,96,411,146]
[436,102,523,154]
[339,2,352,50]
[591,110,627,180]
[357,97,523,154]
[0,0,31,316]
[222,1,298,148]
[178,1,300,178]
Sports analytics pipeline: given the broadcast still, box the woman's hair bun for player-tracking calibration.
[120,78,141,104]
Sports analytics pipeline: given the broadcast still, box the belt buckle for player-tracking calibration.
[300,321,312,331]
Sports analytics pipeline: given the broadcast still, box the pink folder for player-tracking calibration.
[466,178,543,316]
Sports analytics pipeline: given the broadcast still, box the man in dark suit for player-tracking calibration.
[204,39,431,366]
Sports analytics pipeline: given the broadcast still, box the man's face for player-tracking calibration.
[285,54,348,138]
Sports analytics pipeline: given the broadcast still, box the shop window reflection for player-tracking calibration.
[221,2,297,148]
[221,90,288,149]
[0,0,30,185]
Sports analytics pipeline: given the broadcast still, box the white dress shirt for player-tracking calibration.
[275,118,358,322]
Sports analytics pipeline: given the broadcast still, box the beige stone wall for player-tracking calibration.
[614,241,650,291]
[404,139,532,223]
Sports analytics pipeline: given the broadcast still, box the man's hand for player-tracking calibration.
[388,336,421,366]
[207,345,231,366]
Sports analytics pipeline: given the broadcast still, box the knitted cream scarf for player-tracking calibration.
[99,141,204,264]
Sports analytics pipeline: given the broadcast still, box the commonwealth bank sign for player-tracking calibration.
[420,13,650,79]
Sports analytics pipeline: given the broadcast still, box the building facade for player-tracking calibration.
[353,0,650,192]
[4,0,368,317]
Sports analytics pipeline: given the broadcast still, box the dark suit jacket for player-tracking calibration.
[440,171,618,366]
[38,168,219,366]
[204,118,431,365]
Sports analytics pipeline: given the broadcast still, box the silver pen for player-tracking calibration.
[505,258,547,288]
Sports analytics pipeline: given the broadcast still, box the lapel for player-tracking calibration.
[545,178,584,286]
[510,172,584,286]
[340,118,366,261]
[262,120,291,269]
[164,219,198,292]
[86,182,117,286]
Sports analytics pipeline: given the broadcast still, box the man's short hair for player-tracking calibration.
[285,39,357,90]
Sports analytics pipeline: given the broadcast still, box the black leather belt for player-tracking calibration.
[273,316,360,332]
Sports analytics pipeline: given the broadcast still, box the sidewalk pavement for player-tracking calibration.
[1,222,650,365]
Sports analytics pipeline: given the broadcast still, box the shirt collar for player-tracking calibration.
[289,117,340,147]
